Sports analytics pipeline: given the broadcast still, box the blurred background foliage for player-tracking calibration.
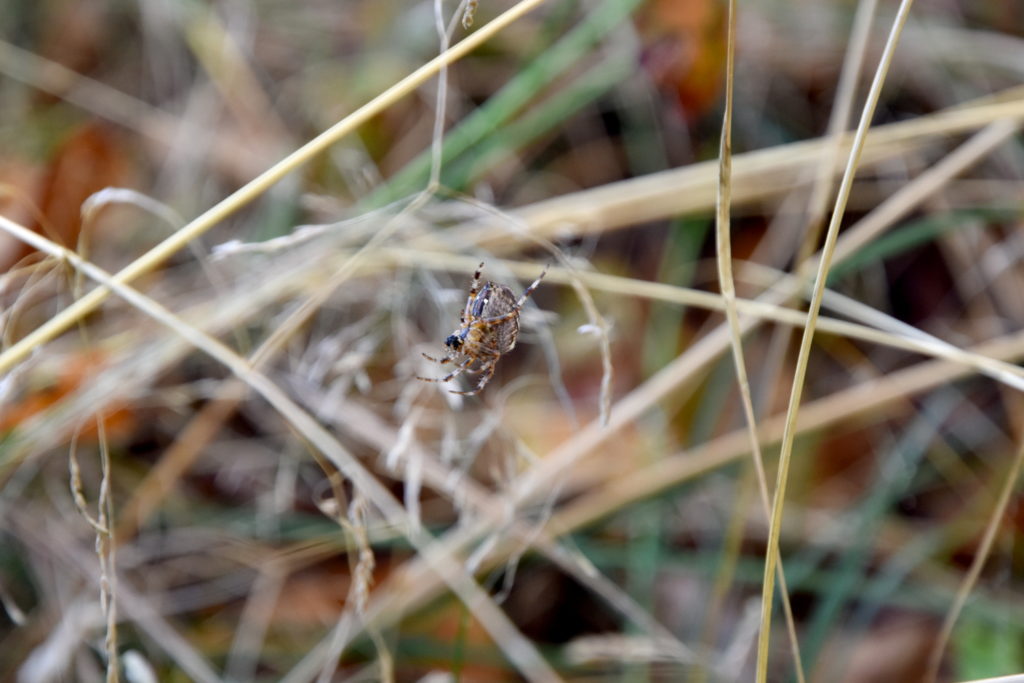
[1,0,1023,680]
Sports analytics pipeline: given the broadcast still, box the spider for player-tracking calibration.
[418,262,547,395]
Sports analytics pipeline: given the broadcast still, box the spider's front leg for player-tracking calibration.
[421,352,450,364]
[417,355,474,384]
[463,349,498,375]
[450,356,498,395]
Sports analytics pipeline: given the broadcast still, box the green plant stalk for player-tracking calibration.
[624,496,665,680]
[366,0,643,205]
[444,50,633,190]
[642,218,707,377]
[827,207,1017,283]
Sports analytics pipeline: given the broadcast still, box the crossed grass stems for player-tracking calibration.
[0,2,1019,679]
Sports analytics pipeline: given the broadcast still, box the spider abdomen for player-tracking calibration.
[476,282,520,354]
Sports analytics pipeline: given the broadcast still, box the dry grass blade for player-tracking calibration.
[796,0,879,266]
[756,2,915,678]
[828,117,1022,267]
[280,394,696,678]
[267,238,1024,670]
[5,2,1023,677]
[486,88,1024,247]
[0,214,560,681]
[924,437,1024,682]
[0,0,552,378]
[551,325,1024,540]
[10,505,219,682]
[714,0,804,678]
[383,250,1024,389]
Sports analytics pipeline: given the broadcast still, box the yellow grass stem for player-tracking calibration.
[0,0,550,378]
[924,437,1024,682]
[0,214,561,682]
[755,1,915,678]
[714,0,804,678]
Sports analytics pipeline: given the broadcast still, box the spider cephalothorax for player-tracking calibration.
[418,262,546,395]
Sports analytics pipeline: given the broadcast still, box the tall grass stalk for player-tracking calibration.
[713,0,804,678]
[756,3,915,678]
[924,437,1024,682]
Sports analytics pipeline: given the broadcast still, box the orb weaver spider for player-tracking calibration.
[418,262,547,395]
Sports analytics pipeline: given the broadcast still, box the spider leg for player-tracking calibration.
[450,356,498,395]
[514,264,548,309]
[417,356,473,383]
[475,266,548,326]
[480,309,520,325]
[421,352,451,364]
[464,362,489,375]
[462,262,485,323]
